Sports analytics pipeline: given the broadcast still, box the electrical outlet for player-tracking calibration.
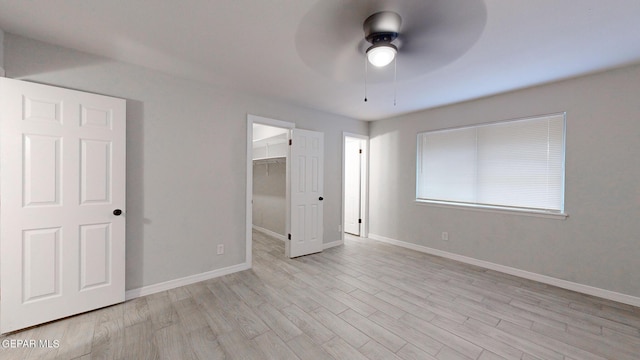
[441,232,449,241]
[217,244,224,255]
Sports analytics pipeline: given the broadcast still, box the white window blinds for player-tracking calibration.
[417,113,566,213]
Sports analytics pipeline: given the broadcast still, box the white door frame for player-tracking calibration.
[246,114,295,265]
[342,133,369,239]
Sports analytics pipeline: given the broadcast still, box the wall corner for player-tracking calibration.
[0,28,5,76]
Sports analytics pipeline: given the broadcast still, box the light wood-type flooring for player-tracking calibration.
[2,231,640,359]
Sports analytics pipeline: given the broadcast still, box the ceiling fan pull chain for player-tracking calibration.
[393,55,397,106]
[364,56,368,102]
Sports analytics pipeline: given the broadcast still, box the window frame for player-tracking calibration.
[415,113,568,219]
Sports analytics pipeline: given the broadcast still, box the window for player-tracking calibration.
[416,113,566,215]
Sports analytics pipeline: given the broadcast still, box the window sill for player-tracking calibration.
[415,199,568,220]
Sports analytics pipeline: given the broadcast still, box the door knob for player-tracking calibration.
[113,209,123,216]
[319,197,324,201]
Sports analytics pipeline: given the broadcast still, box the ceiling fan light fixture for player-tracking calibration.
[366,43,397,67]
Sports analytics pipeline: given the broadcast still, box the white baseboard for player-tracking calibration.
[368,233,640,308]
[125,262,251,300]
[253,225,343,250]
[323,239,344,250]
[252,225,286,242]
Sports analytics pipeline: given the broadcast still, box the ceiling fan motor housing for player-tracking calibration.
[363,11,402,45]
[366,32,398,45]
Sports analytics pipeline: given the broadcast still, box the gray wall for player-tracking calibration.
[253,161,286,236]
[3,33,368,290]
[369,63,640,298]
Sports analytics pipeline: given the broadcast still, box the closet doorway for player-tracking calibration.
[246,114,325,263]
[342,134,368,238]
[252,123,289,242]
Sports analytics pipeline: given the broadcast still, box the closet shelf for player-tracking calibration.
[253,156,286,164]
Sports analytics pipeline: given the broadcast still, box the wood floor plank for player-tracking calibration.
[303,286,350,314]
[90,304,125,360]
[464,318,564,360]
[167,286,191,303]
[154,323,197,360]
[206,280,243,310]
[338,309,407,352]
[399,313,483,359]
[253,331,301,360]
[221,301,270,340]
[216,330,266,359]
[54,312,97,359]
[349,288,406,319]
[322,337,369,360]
[325,288,377,317]
[430,316,523,360]
[428,293,500,327]
[145,291,179,331]
[360,340,405,360]
[124,321,159,360]
[279,304,336,345]
[0,328,40,360]
[477,350,508,360]
[530,320,638,360]
[227,281,265,308]
[402,292,469,324]
[286,334,335,360]
[453,296,534,329]
[435,346,475,360]
[309,306,371,348]
[278,284,324,313]
[188,284,236,335]
[335,273,381,295]
[356,274,406,297]
[397,343,439,360]
[495,319,607,360]
[375,291,437,322]
[173,297,211,334]
[71,355,92,360]
[368,311,444,356]
[24,320,69,360]
[186,327,225,360]
[509,298,602,334]
[255,302,303,341]
[124,297,151,327]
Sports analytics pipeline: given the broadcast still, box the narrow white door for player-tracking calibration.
[289,129,324,258]
[0,78,126,333]
[344,138,361,235]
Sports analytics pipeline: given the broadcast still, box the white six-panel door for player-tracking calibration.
[0,78,126,333]
[289,129,324,258]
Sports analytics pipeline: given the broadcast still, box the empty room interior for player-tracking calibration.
[1,1,639,359]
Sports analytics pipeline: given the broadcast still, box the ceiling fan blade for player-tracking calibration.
[295,0,487,82]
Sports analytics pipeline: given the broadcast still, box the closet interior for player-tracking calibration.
[252,124,288,241]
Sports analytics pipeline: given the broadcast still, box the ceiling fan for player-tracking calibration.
[295,0,487,83]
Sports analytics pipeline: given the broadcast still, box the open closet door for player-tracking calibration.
[0,78,126,333]
[288,129,324,258]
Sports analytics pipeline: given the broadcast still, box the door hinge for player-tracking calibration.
[359,149,362,154]
[288,233,291,240]
[358,219,362,224]
[289,139,292,146]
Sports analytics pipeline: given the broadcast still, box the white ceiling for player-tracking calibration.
[1,0,639,121]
